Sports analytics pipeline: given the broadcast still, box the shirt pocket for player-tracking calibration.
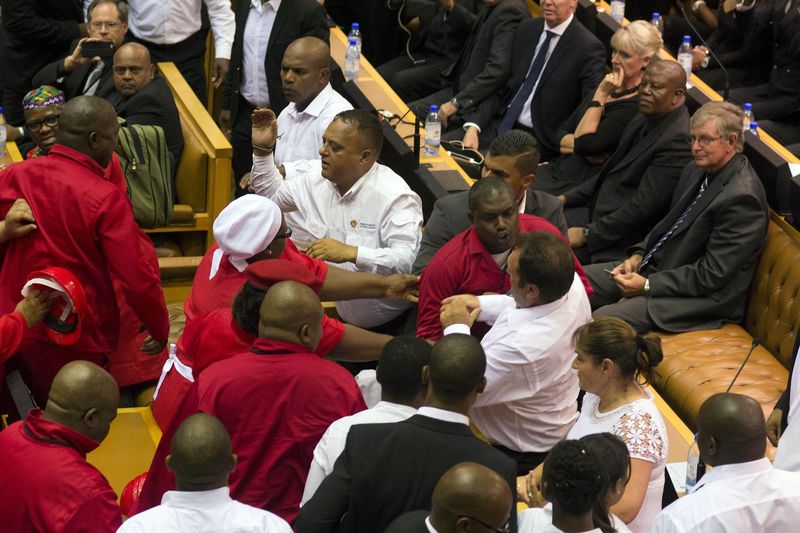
[345,228,379,249]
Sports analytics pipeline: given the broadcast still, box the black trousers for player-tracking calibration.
[131,28,209,104]
[377,54,451,102]
[2,87,26,126]
[493,444,549,476]
[231,95,256,195]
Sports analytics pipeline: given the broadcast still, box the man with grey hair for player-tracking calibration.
[584,101,770,333]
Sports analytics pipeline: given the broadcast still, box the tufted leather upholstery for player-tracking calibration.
[653,216,799,429]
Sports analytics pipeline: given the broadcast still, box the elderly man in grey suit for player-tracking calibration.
[584,101,770,333]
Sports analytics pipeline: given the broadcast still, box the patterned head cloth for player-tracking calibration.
[22,85,66,111]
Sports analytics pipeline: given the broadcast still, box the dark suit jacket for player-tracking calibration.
[444,0,529,112]
[295,414,518,533]
[113,77,184,168]
[759,0,800,118]
[412,188,567,274]
[0,0,83,93]
[385,510,431,533]
[222,0,328,124]
[32,39,116,101]
[460,16,605,156]
[633,154,769,332]
[565,106,693,263]
[775,329,799,431]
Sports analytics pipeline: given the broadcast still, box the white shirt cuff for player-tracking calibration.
[463,122,481,134]
[443,323,472,336]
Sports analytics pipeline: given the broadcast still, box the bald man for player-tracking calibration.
[0,361,122,532]
[386,462,513,533]
[138,281,364,524]
[119,413,291,532]
[0,96,169,405]
[111,42,184,167]
[654,393,800,532]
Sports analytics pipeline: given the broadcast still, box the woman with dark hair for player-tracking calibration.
[580,433,634,533]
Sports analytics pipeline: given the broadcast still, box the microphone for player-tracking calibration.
[677,3,730,101]
[726,338,761,393]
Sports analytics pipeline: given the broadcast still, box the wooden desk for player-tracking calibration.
[329,27,474,187]
[0,141,23,167]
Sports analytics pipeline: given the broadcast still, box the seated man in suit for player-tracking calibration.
[408,0,530,131]
[416,177,590,340]
[584,102,769,333]
[296,334,517,533]
[412,129,566,274]
[439,231,591,473]
[457,0,605,160]
[562,61,693,264]
[654,393,800,532]
[385,462,514,533]
[32,0,127,101]
[111,43,184,169]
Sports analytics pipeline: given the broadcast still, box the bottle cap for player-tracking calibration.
[683,35,691,42]
[0,105,3,114]
[750,121,758,129]
[430,105,439,112]
[352,22,359,30]
[348,38,357,46]
[744,103,752,110]
[652,12,660,17]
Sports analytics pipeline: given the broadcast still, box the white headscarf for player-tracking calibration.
[209,195,283,279]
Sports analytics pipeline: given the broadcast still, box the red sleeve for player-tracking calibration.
[64,491,122,532]
[416,247,462,340]
[105,153,129,195]
[314,315,346,357]
[281,239,329,286]
[0,312,28,364]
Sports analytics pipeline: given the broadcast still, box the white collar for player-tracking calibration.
[425,516,439,533]
[518,191,527,214]
[327,161,378,200]
[161,487,232,509]
[373,401,418,416]
[289,83,337,119]
[418,406,470,426]
[693,457,772,491]
[545,13,573,35]
[506,280,573,327]
[251,0,281,13]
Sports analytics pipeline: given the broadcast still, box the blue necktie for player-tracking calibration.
[498,30,555,134]
[640,177,708,273]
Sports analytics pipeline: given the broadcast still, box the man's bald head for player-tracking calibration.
[167,413,235,491]
[281,36,331,109]
[45,360,119,443]
[696,392,767,466]
[429,462,512,533]
[425,334,486,406]
[113,42,155,97]
[56,95,120,167]
[638,60,686,118]
[258,281,324,350]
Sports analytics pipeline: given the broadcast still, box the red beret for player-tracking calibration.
[244,259,325,294]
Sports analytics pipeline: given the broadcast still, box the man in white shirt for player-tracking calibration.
[250,108,424,329]
[118,413,291,533]
[440,230,591,473]
[301,336,431,504]
[654,392,800,533]
[125,0,235,102]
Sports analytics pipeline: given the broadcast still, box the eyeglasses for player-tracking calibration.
[458,515,510,533]
[274,227,292,239]
[90,21,121,31]
[25,114,60,132]
[686,135,722,147]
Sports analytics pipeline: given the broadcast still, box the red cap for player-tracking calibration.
[245,259,324,294]
[120,472,148,517]
[23,267,86,346]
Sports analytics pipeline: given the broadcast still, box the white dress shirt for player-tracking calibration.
[775,344,800,471]
[355,369,382,408]
[444,274,591,452]
[301,401,417,505]
[241,0,281,107]
[416,406,470,426]
[116,487,292,533]
[518,503,631,533]
[127,0,235,59]
[653,458,800,533]
[250,156,423,327]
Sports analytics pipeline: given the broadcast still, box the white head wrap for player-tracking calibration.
[209,195,283,279]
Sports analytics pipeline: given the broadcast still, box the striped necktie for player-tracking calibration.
[83,60,105,96]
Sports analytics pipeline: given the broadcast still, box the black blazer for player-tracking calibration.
[0,0,83,94]
[775,331,799,431]
[445,0,530,111]
[222,0,328,124]
[113,76,184,168]
[412,188,567,274]
[760,0,800,117]
[296,414,518,533]
[385,510,431,533]
[633,154,769,332]
[461,16,605,156]
[32,39,116,101]
[566,106,693,263]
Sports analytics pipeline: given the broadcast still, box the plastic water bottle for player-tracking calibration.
[0,106,6,159]
[749,121,759,138]
[348,22,362,55]
[424,105,441,156]
[610,0,625,22]
[651,12,663,34]
[685,433,706,492]
[742,103,754,132]
[677,35,693,85]
[344,38,360,81]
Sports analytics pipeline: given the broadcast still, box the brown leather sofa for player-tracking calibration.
[653,213,798,430]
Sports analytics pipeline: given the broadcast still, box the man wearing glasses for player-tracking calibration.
[584,101,770,333]
[18,86,65,159]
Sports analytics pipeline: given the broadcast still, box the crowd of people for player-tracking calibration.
[1,0,800,532]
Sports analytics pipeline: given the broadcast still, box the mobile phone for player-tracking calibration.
[603,268,616,276]
[81,41,115,58]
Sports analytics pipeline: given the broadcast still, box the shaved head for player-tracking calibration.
[167,413,235,490]
[696,392,767,466]
[285,36,330,70]
[430,462,512,533]
[639,60,686,118]
[115,42,151,63]
[56,95,120,167]
[281,36,332,109]
[45,360,119,442]
[258,281,324,350]
[427,334,486,404]
[113,42,155,97]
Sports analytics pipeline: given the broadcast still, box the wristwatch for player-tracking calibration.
[692,0,706,13]
[587,100,604,108]
[449,97,461,111]
[582,227,589,240]
[643,278,651,293]
[700,48,710,69]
